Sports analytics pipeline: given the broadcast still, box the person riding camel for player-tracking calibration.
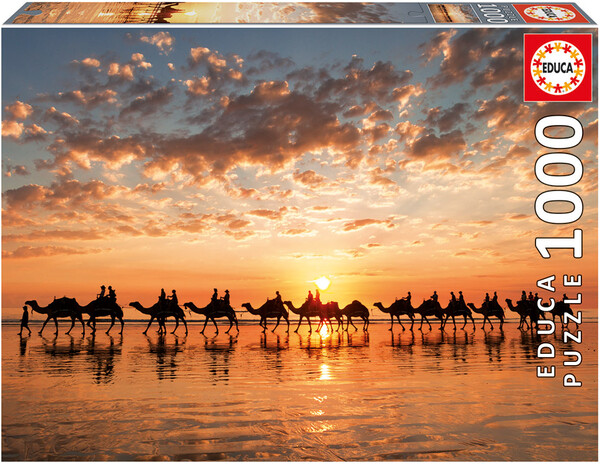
[450,291,457,302]
[484,292,490,306]
[458,291,465,305]
[307,290,313,303]
[221,289,230,307]
[521,290,527,301]
[431,291,438,302]
[274,291,283,310]
[562,293,569,302]
[97,285,106,299]
[528,291,534,301]
[211,288,219,303]
[107,286,116,301]
[168,289,178,308]
[492,291,498,303]
[404,291,412,303]
[315,289,321,303]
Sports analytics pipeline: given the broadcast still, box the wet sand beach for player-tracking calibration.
[2,322,597,461]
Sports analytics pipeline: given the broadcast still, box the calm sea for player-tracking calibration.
[2,322,597,461]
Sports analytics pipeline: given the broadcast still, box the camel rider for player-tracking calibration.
[97,285,106,299]
[484,293,490,305]
[528,291,534,301]
[492,291,498,303]
[315,289,321,303]
[431,291,438,302]
[307,290,313,303]
[274,291,283,310]
[458,291,465,305]
[211,288,219,303]
[222,289,230,306]
[108,286,116,301]
[404,291,412,303]
[450,291,457,303]
[534,292,539,300]
[168,289,178,308]
[521,290,527,301]
[562,293,568,302]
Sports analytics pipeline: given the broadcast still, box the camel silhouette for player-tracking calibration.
[467,300,504,330]
[505,299,540,330]
[341,300,370,331]
[373,300,415,331]
[129,301,188,335]
[242,300,289,333]
[537,299,578,329]
[79,297,124,335]
[283,300,321,332]
[183,301,239,335]
[25,298,85,336]
[315,301,342,332]
[413,299,446,330]
[443,300,476,330]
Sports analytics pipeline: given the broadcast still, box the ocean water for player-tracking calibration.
[2,322,597,461]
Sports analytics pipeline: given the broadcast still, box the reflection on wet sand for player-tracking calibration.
[3,323,597,461]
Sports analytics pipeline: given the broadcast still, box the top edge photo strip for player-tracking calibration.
[0,1,597,25]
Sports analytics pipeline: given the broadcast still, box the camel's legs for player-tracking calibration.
[212,317,219,335]
[488,317,494,330]
[235,317,239,332]
[201,317,209,335]
[462,315,467,329]
[470,314,476,329]
[409,315,414,331]
[106,316,115,335]
[39,316,52,335]
[364,317,369,331]
[53,317,59,335]
[499,317,504,330]
[171,317,180,334]
[294,316,303,333]
[348,317,357,331]
[272,316,281,333]
[389,315,394,331]
[396,315,405,331]
[182,318,188,336]
[66,317,76,335]
[285,316,289,333]
[225,318,233,334]
[143,317,154,335]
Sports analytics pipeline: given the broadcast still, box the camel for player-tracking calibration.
[341,300,370,331]
[412,299,446,330]
[242,300,289,333]
[79,297,124,334]
[538,300,578,329]
[316,301,342,332]
[466,300,504,330]
[283,300,321,332]
[183,301,239,335]
[444,300,476,330]
[129,301,188,335]
[25,298,85,336]
[373,300,415,331]
[505,299,540,330]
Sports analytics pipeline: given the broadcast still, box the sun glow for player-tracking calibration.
[314,276,331,291]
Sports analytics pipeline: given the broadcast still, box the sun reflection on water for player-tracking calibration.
[319,363,331,381]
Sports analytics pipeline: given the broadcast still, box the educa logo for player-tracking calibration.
[524,5,576,22]
[524,34,592,102]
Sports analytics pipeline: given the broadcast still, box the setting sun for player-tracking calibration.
[314,276,331,291]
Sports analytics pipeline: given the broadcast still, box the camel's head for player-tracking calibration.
[373,302,382,308]
[129,301,139,308]
[241,303,250,309]
[24,300,36,308]
[183,302,191,309]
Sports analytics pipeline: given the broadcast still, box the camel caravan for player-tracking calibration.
[22,285,578,336]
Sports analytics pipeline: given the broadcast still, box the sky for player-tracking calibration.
[1,23,598,318]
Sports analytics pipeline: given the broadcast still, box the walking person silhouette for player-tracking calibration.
[19,305,31,336]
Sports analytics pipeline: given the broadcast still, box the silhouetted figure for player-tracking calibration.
[528,291,534,301]
[97,285,106,299]
[211,288,219,303]
[534,292,539,299]
[168,289,178,308]
[222,289,230,306]
[484,293,490,304]
[307,290,314,302]
[492,291,498,303]
[108,286,116,301]
[521,290,527,301]
[274,291,282,305]
[160,288,166,302]
[431,291,438,302]
[563,293,568,302]
[458,291,465,305]
[405,291,412,303]
[19,305,31,336]
[450,291,457,303]
[315,289,321,303]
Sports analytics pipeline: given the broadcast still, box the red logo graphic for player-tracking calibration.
[524,34,592,102]
[514,4,588,23]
